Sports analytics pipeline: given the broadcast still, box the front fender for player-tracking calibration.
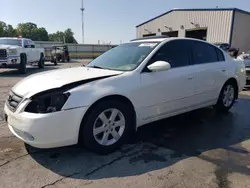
[62,73,140,110]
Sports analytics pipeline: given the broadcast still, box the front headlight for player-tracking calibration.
[7,49,18,55]
[25,92,70,113]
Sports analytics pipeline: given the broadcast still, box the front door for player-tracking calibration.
[23,39,33,63]
[138,40,196,124]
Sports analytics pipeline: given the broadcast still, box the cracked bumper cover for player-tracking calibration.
[4,103,88,148]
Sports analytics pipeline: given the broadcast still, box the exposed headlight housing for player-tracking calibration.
[25,92,70,114]
[7,49,18,55]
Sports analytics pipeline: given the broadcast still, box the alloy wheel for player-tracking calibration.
[93,108,125,146]
[222,84,235,107]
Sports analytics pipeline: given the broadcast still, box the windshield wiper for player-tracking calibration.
[88,65,106,69]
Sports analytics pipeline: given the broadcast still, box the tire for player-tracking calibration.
[57,56,61,62]
[80,100,133,154]
[38,53,45,68]
[215,81,237,112]
[53,59,58,65]
[61,56,65,63]
[18,54,27,74]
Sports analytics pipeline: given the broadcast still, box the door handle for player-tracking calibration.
[221,69,226,72]
[187,76,194,80]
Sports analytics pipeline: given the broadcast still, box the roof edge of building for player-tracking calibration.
[136,8,250,28]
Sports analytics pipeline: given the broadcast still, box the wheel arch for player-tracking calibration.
[20,53,26,59]
[78,94,137,143]
[224,77,239,99]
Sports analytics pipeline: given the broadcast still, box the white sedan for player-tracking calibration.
[4,37,246,154]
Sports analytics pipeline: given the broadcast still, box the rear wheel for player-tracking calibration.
[56,56,61,62]
[215,81,237,112]
[38,53,45,68]
[18,54,27,74]
[53,59,58,65]
[61,56,65,62]
[79,100,133,154]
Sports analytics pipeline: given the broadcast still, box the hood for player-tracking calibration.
[12,67,123,97]
[0,44,20,49]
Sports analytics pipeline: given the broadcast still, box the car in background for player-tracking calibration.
[237,52,250,84]
[214,42,231,51]
[0,37,45,74]
[214,42,239,58]
[4,36,246,154]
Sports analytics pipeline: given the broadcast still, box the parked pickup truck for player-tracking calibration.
[0,37,45,74]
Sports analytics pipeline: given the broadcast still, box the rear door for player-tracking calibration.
[190,41,228,104]
[29,40,39,62]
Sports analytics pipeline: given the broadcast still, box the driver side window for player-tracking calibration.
[23,40,29,47]
[148,40,190,68]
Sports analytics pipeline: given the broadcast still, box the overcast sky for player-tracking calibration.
[2,0,250,44]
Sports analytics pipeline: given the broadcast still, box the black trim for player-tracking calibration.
[229,9,236,45]
[31,75,118,99]
[136,8,250,28]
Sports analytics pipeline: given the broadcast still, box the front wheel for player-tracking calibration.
[80,100,133,154]
[215,81,237,112]
[38,54,45,68]
[18,54,27,74]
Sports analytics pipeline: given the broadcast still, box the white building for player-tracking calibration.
[136,8,250,53]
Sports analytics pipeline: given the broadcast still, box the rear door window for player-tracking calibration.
[215,48,225,61]
[191,41,218,64]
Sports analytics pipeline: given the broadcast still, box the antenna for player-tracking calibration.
[80,0,85,44]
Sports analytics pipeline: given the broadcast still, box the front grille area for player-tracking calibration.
[0,49,7,59]
[7,91,23,112]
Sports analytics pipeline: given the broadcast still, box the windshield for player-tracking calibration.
[87,42,159,71]
[0,39,22,46]
[54,47,64,50]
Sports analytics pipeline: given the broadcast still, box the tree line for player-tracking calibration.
[0,21,78,43]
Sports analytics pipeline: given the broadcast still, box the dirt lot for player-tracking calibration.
[0,61,250,188]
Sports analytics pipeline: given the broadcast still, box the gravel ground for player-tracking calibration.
[0,61,250,188]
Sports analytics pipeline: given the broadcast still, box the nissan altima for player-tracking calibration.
[4,36,246,154]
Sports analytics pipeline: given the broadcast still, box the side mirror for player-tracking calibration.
[147,61,171,72]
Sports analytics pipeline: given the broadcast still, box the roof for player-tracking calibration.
[130,37,212,43]
[130,38,168,43]
[0,37,23,40]
[130,35,169,41]
[136,8,250,27]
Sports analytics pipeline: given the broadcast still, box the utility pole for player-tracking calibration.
[80,0,85,44]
